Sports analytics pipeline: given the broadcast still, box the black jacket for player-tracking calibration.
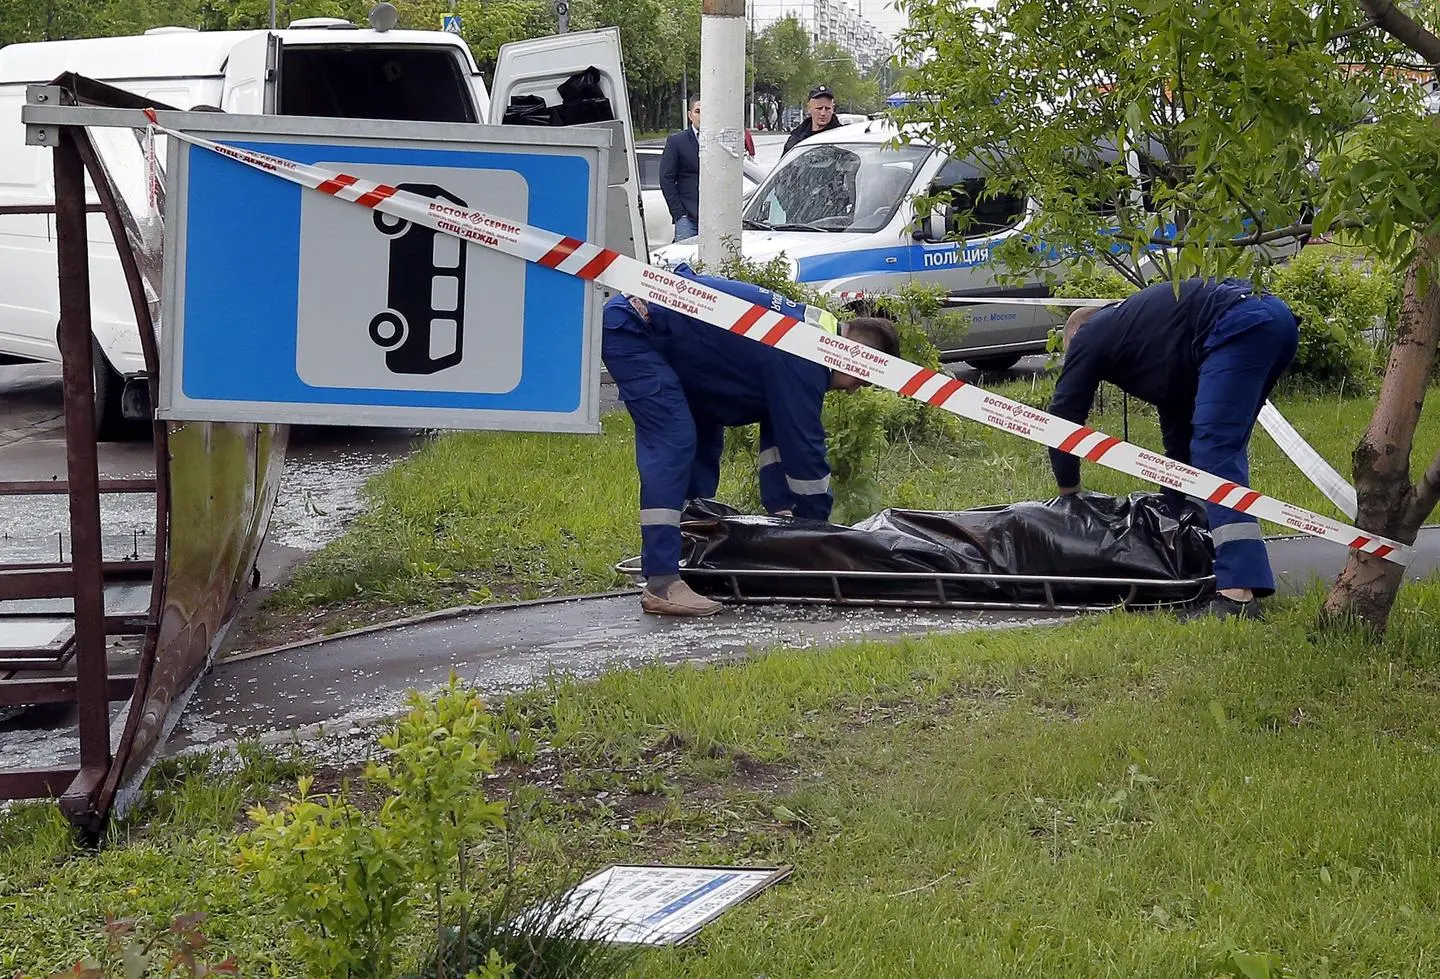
[659,127,700,222]
[1047,278,1255,489]
[783,114,843,155]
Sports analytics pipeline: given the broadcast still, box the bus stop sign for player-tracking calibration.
[157,114,611,432]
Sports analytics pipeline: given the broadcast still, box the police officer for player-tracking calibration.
[603,267,900,616]
[783,85,844,155]
[1047,278,1300,620]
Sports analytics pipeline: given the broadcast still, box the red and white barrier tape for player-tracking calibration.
[146,112,1411,566]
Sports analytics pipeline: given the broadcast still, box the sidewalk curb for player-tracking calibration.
[221,588,640,666]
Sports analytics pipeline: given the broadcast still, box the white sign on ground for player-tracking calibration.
[546,865,791,945]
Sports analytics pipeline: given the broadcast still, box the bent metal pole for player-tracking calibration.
[142,112,1414,567]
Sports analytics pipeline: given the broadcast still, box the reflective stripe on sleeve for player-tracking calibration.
[757,447,782,468]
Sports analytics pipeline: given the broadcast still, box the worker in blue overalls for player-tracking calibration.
[603,267,900,616]
[1048,277,1300,621]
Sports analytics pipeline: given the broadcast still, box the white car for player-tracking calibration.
[652,120,1303,370]
[636,145,768,249]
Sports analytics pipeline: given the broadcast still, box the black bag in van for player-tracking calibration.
[501,94,559,126]
[557,65,606,102]
[554,66,614,125]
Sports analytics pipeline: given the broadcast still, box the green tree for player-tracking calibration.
[753,14,816,113]
[813,42,879,112]
[897,0,1440,632]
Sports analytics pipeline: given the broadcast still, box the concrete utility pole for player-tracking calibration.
[697,0,747,267]
[269,0,276,29]
[748,3,757,130]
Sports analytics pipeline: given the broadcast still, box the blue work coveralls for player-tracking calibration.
[601,269,836,579]
[1048,278,1299,595]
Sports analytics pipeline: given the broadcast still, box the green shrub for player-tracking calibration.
[1052,263,1139,302]
[1267,248,1397,387]
[706,256,964,522]
[1045,253,1399,391]
[870,282,967,444]
[238,678,507,979]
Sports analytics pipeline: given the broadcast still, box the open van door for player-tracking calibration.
[491,29,647,260]
[221,32,280,114]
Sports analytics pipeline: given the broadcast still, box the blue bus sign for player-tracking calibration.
[157,114,612,433]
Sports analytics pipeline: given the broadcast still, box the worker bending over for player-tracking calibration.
[603,268,900,617]
[1048,278,1299,621]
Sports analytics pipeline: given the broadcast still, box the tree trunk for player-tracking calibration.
[1321,231,1440,631]
[1357,0,1440,65]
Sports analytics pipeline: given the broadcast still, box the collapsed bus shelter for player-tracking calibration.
[0,77,285,835]
[1,71,616,833]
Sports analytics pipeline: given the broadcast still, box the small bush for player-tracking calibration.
[238,678,507,979]
[870,282,967,444]
[1267,248,1397,387]
[1046,253,1399,390]
[1053,263,1139,303]
[708,256,963,523]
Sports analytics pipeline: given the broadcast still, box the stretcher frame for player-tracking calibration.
[616,559,1215,613]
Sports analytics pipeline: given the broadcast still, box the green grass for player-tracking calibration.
[271,379,1440,618]
[508,585,1440,978]
[0,744,306,975]
[11,587,1440,975]
[6,584,1440,975]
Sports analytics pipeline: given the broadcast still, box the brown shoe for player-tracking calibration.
[641,580,722,617]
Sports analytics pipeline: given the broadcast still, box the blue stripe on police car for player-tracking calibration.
[794,239,995,283]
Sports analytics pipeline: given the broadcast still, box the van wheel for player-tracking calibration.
[964,353,1022,373]
[92,341,143,442]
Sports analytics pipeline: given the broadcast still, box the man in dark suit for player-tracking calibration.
[659,97,702,241]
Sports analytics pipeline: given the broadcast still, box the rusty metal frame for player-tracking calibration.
[74,108,174,828]
[0,82,173,834]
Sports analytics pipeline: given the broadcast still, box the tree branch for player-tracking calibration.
[1329,17,1380,43]
[1335,58,1440,70]
[1357,0,1440,67]
[1143,216,1364,248]
[1413,445,1440,525]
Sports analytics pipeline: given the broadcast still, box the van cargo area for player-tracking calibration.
[0,27,493,437]
[278,45,479,123]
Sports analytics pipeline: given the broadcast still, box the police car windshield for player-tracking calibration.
[744,142,933,233]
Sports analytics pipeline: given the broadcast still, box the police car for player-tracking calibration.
[650,120,1058,370]
[651,120,1301,372]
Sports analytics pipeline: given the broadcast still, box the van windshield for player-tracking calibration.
[744,142,932,233]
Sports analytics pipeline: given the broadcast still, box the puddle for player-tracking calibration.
[0,492,157,566]
[266,429,428,553]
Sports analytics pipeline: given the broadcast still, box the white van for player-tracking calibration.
[0,18,645,435]
[652,120,1300,371]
